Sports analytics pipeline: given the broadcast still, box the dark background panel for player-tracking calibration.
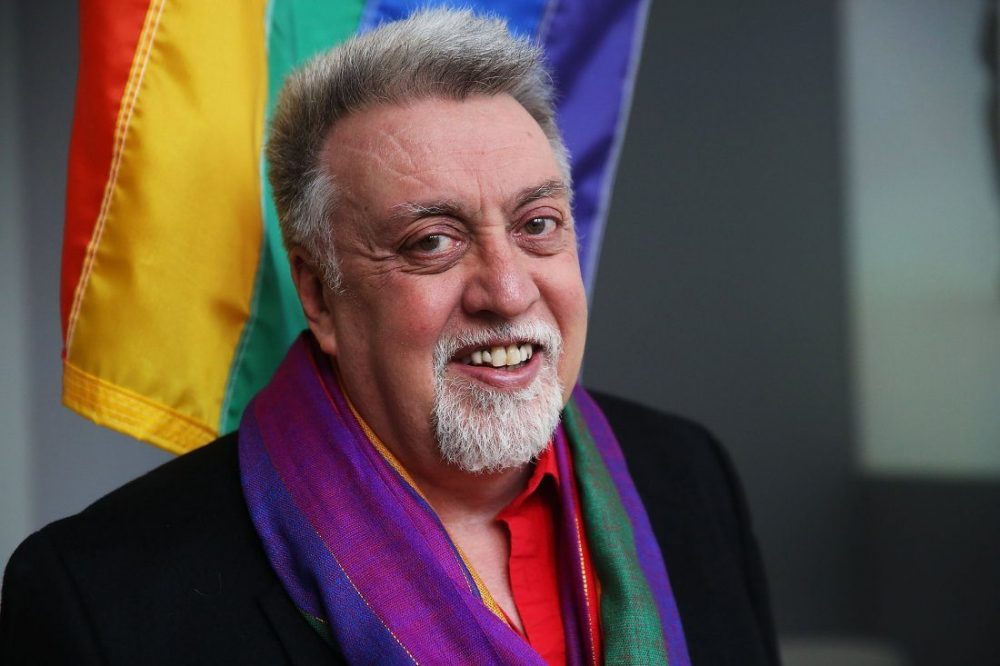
[865,479,1000,666]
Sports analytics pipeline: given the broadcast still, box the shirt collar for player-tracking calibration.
[499,441,560,516]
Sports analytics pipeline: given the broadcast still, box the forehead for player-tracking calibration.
[320,95,564,214]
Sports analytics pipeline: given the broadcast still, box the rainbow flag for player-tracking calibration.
[62,0,650,454]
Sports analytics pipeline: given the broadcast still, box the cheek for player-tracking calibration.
[371,276,464,352]
[547,259,588,330]
[557,288,588,348]
[559,302,588,383]
[539,264,589,387]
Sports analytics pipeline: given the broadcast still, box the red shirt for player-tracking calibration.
[496,444,602,665]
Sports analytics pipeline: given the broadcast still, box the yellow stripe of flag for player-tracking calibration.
[65,0,269,453]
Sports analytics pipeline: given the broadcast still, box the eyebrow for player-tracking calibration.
[390,200,465,222]
[512,179,570,209]
[387,179,571,226]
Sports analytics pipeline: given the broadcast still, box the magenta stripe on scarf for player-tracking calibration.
[241,418,415,659]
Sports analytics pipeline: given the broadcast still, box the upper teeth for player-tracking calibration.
[465,344,534,367]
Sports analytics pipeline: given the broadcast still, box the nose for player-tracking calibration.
[461,235,540,319]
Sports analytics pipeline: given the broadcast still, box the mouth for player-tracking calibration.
[456,342,537,369]
[446,339,544,390]
[434,321,561,393]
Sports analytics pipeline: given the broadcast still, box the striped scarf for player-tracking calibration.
[239,334,689,664]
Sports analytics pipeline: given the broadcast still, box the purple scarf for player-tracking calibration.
[239,335,689,664]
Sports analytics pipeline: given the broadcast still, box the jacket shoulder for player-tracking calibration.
[588,389,729,477]
[37,432,248,561]
[1,433,304,664]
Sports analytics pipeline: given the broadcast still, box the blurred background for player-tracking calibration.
[2,2,998,664]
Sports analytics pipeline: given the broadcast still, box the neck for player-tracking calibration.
[410,461,533,527]
[403,448,532,634]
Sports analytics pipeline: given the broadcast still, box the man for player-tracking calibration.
[1,10,777,665]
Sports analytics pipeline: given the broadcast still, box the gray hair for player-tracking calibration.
[266,8,570,289]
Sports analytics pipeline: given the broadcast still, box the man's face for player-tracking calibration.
[309,94,587,472]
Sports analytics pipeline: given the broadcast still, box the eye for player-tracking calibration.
[407,233,456,255]
[522,217,558,236]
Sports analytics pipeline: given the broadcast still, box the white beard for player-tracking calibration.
[431,320,565,473]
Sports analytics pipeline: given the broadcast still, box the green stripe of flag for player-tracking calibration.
[221,0,366,433]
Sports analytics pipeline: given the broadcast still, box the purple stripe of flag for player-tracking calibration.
[543,0,651,294]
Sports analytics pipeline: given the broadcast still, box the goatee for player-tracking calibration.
[431,320,565,473]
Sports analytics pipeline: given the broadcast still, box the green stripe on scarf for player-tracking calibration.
[563,400,670,664]
[300,611,336,646]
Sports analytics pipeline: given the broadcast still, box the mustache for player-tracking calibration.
[432,320,563,372]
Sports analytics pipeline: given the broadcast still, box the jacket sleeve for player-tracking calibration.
[1,529,105,665]
[706,432,781,665]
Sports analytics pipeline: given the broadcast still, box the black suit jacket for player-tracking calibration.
[1,392,778,665]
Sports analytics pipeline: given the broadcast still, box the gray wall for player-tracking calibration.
[0,0,31,569]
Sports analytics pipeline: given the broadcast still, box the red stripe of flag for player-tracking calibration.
[62,0,152,343]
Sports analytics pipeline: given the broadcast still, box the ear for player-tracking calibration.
[288,247,338,357]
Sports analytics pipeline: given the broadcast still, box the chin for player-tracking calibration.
[432,362,565,474]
